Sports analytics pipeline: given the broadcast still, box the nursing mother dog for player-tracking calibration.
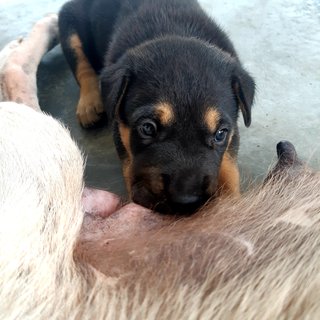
[59,0,255,214]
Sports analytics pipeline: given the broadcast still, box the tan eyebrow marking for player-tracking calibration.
[204,108,220,133]
[154,102,174,125]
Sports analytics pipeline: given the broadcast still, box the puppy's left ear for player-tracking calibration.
[100,55,131,123]
[232,66,255,127]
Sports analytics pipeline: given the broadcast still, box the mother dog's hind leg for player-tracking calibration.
[0,14,58,110]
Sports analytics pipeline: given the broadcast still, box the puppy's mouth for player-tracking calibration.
[131,183,211,215]
[154,198,209,215]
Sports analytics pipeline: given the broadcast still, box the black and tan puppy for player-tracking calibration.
[59,0,255,213]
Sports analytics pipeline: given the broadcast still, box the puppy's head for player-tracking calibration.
[101,37,255,214]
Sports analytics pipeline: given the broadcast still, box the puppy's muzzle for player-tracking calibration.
[161,171,213,214]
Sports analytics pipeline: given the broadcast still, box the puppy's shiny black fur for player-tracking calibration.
[59,0,255,214]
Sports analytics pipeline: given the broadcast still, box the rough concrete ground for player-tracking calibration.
[0,0,319,195]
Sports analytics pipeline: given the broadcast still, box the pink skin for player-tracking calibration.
[81,188,155,234]
[81,187,173,236]
[79,187,180,277]
[82,187,123,218]
[81,188,165,232]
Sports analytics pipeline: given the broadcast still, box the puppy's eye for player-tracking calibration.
[214,128,228,143]
[138,120,157,138]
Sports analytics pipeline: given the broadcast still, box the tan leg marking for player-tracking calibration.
[119,123,133,195]
[204,108,220,133]
[154,102,174,126]
[218,152,240,196]
[69,34,104,127]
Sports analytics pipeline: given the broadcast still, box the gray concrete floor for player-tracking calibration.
[1,0,319,195]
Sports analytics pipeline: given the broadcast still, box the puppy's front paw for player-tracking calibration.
[76,92,105,128]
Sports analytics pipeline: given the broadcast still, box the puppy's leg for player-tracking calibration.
[218,152,240,196]
[59,3,104,127]
[0,14,58,110]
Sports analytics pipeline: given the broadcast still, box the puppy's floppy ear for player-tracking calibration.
[232,66,255,127]
[100,56,131,123]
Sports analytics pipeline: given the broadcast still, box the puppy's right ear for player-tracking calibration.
[232,66,255,128]
[100,56,131,123]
